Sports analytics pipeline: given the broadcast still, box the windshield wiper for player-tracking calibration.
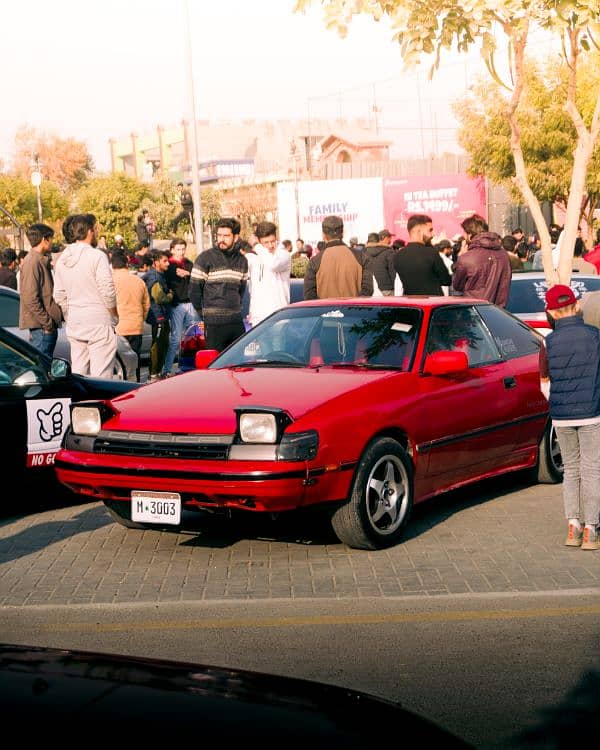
[229,360,304,368]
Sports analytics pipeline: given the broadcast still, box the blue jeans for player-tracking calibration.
[162,302,199,376]
[555,422,600,526]
[30,328,58,358]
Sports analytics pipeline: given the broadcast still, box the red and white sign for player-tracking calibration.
[383,174,487,242]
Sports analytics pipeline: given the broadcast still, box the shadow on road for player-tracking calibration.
[514,669,600,748]
[178,470,535,550]
[0,505,111,565]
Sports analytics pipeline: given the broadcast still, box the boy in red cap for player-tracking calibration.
[540,284,600,550]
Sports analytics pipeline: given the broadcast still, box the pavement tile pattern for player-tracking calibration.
[1,478,599,607]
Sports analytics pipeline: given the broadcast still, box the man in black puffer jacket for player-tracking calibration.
[364,231,396,296]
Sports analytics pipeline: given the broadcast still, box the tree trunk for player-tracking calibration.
[504,25,557,285]
[557,30,600,284]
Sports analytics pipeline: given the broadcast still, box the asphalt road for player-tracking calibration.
[1,473,599,749]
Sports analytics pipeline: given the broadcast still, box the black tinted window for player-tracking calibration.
[0,293,20,327]
[477,304,541,359]
[426,305,500,366]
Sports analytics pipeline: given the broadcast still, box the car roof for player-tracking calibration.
[291,295,489,309]
[0,285,19,297]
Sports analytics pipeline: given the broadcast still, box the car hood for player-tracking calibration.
[108,366,396,434]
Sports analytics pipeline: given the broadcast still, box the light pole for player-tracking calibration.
[183,0,204,252]
[30,152,43,222]
[290,140,301,240]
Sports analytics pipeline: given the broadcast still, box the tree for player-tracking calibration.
[296,1,600,285]
[454,56,600,239]
[12,126,94,192]
[0,174,68,235]
[74,174,152,248]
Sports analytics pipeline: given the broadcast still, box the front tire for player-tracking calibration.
[331,437,413,550]
[537,421,563,484]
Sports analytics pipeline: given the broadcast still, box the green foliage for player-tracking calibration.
[74,174,152,247]
[0,174,68,235]
[454,56,600,216]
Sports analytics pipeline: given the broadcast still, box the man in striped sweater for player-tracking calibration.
[190,218,248,352]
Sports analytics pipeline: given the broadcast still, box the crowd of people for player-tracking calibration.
[5,208,600,550]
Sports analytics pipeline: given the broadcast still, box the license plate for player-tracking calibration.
[131,491,181,525]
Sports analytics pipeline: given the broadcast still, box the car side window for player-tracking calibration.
[426,306,500,367]
[476,304,541,359]
[0,293,20,327]
[0,338,47,385]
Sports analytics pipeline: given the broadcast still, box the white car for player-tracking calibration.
[506,271,600,335]
[0,285,138,380]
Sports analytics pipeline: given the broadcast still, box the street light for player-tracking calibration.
[290,140,301,240]
[183,0,204,253]
[30,152,43,222]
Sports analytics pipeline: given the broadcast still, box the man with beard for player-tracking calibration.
[393,214,451,295]
[189,217,248,351]
[452,214,511,307]
[54,213,119,378]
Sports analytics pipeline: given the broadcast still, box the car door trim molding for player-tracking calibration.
[416,411,547,453]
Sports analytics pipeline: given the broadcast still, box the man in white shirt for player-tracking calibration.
[54,213,118,378]
[246,221,291,327]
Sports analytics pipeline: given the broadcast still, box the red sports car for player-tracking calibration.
[55,297,561,550]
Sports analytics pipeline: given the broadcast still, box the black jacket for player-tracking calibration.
[393,242,451,295]
[189,246,248,325]
[364,244,396,293]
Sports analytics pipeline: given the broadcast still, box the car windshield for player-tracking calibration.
[214,304,422,370]
[507,275,600,313]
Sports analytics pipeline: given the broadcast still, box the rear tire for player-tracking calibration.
[537,421,563,484]
[330,437,413,550]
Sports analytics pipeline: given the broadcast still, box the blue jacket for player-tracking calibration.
[546,315,600,420]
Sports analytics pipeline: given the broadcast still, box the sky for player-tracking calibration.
[2,0,497,173]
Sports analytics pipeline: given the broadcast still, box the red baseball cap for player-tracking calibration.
[545,284,577,311]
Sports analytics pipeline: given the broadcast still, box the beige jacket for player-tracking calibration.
[112,268,150,335]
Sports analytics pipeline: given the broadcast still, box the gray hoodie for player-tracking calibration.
[54,243,116,328]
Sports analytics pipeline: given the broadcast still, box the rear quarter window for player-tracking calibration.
[477,304,541,360]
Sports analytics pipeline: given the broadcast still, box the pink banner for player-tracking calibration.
[383,174,487,242]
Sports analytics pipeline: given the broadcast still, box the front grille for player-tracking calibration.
[93,430,233,460]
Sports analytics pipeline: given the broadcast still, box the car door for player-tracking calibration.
[0,336,77,481]
[476,304,548,456]
[417,305,521,492]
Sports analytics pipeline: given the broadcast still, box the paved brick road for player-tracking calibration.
[1,476,599,607]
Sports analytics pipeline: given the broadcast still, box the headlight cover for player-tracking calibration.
[276,430,319,461]
[239,412,277,443]
[71,405,102,436]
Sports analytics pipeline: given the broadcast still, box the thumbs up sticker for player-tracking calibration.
[26,398,72,467]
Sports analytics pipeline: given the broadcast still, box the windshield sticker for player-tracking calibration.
[322,310,344,318]
[391,322,413,333]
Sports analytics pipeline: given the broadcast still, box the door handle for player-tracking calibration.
[503,376,517,389]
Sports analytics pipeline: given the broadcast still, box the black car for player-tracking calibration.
[0,643,473,747]
[0,326,140,513]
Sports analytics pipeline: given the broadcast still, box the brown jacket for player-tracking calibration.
[304,241,373,300]
[112,268,151,336]
[18,250,62,330]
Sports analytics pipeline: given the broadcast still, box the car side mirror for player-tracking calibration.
[195,349,219,369]
[423,350,468,376]
[50,358,71,379]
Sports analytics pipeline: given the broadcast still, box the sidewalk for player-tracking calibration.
[0,476,599,607]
